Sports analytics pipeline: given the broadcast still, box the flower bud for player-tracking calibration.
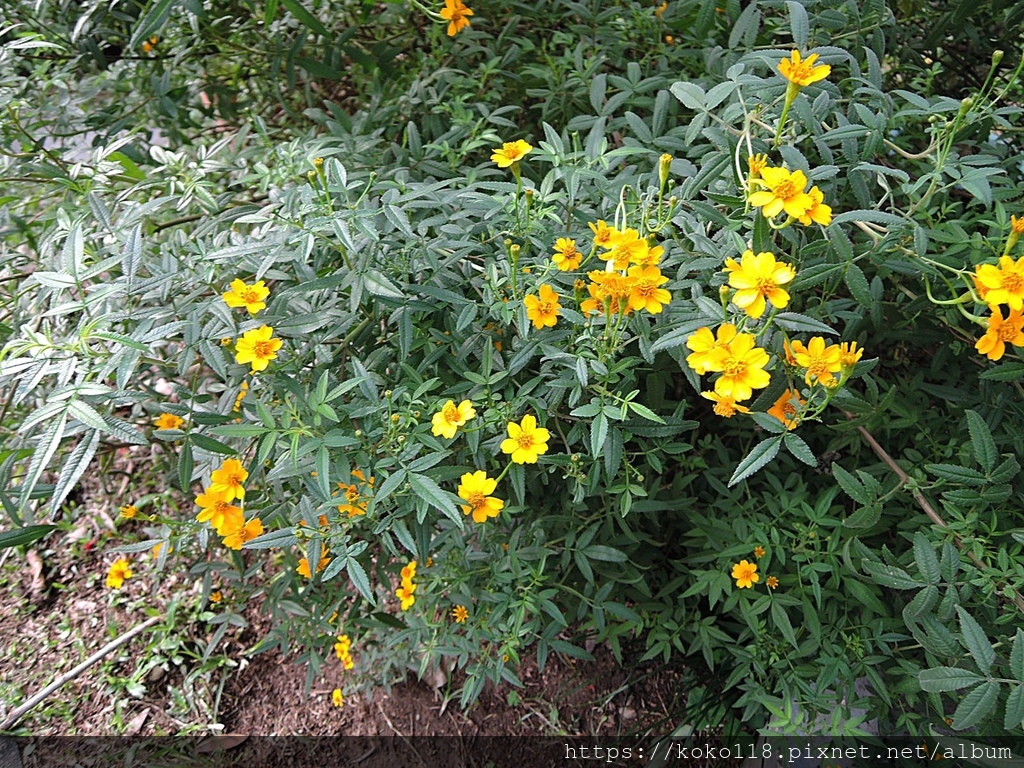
[658,153,673,190]
[993,50,1004,66]
[384,390,392,398]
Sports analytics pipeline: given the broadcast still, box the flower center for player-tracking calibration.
[346,487,360,503]
[722,358,746,377]
[237,527,254,543]
[807,357,830,378]
[253,340,273,358]
[505,147,521,160]
[792,63,813,81]
[537,300,554,315]
[755,277,777,294]
[1002,273,1024,293]
[443,404,461,422]
[516,434,534,449]
[241,289,259,303]
[774,179,798,199]
[466,491,486,510]
[781,402,797,416]
[713,401,735,417]
[635,280,655,297]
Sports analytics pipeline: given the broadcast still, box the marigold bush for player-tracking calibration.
[3,0,1024,744]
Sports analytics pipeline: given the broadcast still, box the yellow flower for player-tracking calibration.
[195,489,244,535]
[234,325,282,373]
[457,470,505,523]
[500,413,550,464]
[396,583,416,610]
[524,284,562,329]
[605,228,650,270]
[210,591,222,603]
[686,324,738,375]
[754,546,766,559]
[766,575,779,589]
[221,518,264,550]
[797,186,832,226]
[209,457,248,502]
[1013,215,1024,235]
[220,337,233,346]
[222,278,270,315]
[297,544,331,578]
[552,238,582,271]
[632,243,664,268]
[839,341,864,368]
[731,559,759,589]
[748,154,769,177]
[491,140,533,168]
[297,558,311,578]
[748,166,814,219]
[778,51,831,88]
[767,388,805,430]
[431,399,476,439]
[792,337,843,386]
[332,688,344,707]
[588,220,616,249]
[154,413,184,430]
[119,504,138,519]
[334,635,355,669]
[452,605,469,623]
[975,256,1024,311]
[701,391,750,418]
[654,1,668,18]
[626,265,671,314]
[439,0,473,36]
[976,306,1024,361]
[712,333,771,402]
[580,270,634,316]
[724,250,796,319]
[106,558,133,589]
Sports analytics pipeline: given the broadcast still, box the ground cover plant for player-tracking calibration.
[3,0,1024,751]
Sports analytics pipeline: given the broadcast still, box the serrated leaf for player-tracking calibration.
[918,667,984,692]
[832,463,871,504]
[626,401,665,424]
[842,504,881,529]
[50,429,100,515]
[845,264,872,306]
[1011,629,1024,680]
[772,313,837,335]
[242,527,297,549]
[346,556,374,602]
[583,545,627,563]
[957,606,995,675]
[914,532,941,585]
[952,682,1000,730]
[787,1,809,48]
[863,560,922,590]
[771,601,799,650]
[191,433,238,457]
[965,410,997,473]
[728,436,782,487]
[1005,685,1024,731]
[407,473,462,527]
[783,432,816,466]
[926,463,987,486]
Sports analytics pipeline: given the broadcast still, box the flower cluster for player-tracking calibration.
[334,469,374,518]
[396,560,417,610]
[194,457,264,549]
[973,224,1024,361]
[334,634,354,670]
[297,542,331,579]
[748,163,831,227]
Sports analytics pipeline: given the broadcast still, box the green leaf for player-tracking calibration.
[1005,685,1024,731]
[842,505,881,529]
[130,0,178,48]
[190,433,238,456]
[832,463,872,504]
[590,412,608,457]
[346,556,374,602]
[728,436,782,487]
[771,602,799,650]
[957,606,995,675]
[0,524,57,550]
[783,432,816,466]
[408,473,462,528]
[979,363,1024,381]
[845,264,872,306]
[242,527,297,549]
[548,639,594,661]
[178,439,194,493]
[863,561,922,590]
[1010,629,1024,680]
[626,401,665,424]
[965,410,997,473]
[913,532,941,585]
[50,430,100,515]
[926,463,987,486]
[772,313,837,335]
[786,0,809,48]
[583,545,627,563]
[918,667,984,692]
[281,0,330,38]
[952,682,1001,730]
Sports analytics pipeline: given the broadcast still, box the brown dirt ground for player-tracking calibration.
[0,446,694,744]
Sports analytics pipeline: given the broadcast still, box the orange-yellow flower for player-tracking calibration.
[500,413,550,464]
[334,635,355,669]
[210,591,222,603]
[332,689,344,707]
[154,413,184,430]
[792,337,843,386]
[701,391,750,418]
[711,333,771,402]
[195,488,244,535]
[106,558,133,589]
[975,256,1024,311]
[754,546,765,559]
[748,166,814,220]
[524,284,562,329]
[552,238,582,271]
[431,399,476,439]
[222,278,270,315]
[724,250,796,319]
[839,341,863,368]
[767,388,805,430]
[588,220,616,249]
[491,140,532,168]
[976,306,1024,361]
[119,504,138,519]
[605,228,649,270]
[686,324,738,375]
[731,559,759,589]
[452,605,469,623]
[209,457,248,502]
[626,266,671,314]
[297,544,331,578]
[748,154,769,178]
[396,584,416,610]
[222,518,264,550]
[766,576,779,589]
[439,0,473,36]
[797,186,832,226]
[778,51,831,87]
[234,325,282,372]
[457,470,505,523]
[580,271,634,316]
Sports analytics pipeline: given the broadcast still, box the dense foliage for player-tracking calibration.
[3,0,1024,744]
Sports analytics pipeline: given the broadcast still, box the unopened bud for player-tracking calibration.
[354,429,362,437]
[658,153,673,189]
[313,157,324,169]
[384,390,392,398]
[509,244,521,258]
[719,284,732,303]
[993,50,1004,66]
[390,414,400,423]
